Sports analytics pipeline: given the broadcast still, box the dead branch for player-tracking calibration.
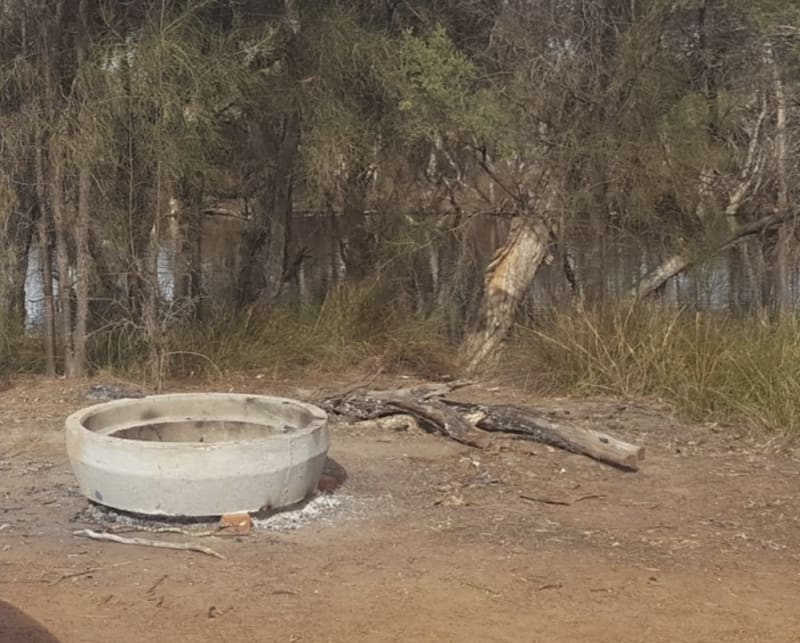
[444,401,644,471]
[519,495,572,506]
[73,529,224,559]
[320,383,644,471]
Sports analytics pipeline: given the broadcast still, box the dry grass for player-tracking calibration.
[0,316,44,376]
[148,282,456,381]
[505,304,800,433]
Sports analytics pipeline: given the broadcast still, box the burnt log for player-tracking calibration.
[319,384,644,471]
[443,401,644,471]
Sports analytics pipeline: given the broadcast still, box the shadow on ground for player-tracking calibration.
[0,600,60,642]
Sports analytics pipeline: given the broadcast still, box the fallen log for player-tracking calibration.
[374,395,490,448]
[319,385,644,471]
[320,391,488,447]
[443,401,644,471]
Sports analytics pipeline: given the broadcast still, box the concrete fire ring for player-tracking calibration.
[65,393,329,517]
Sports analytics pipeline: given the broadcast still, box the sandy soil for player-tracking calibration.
[1,375,799,642]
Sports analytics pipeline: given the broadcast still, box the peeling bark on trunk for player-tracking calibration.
[461,217,550,373]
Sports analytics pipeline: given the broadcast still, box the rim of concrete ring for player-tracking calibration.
[65,392,328,449]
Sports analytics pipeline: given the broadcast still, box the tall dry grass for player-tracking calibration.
[114,282,456,381]
[506,304,800,432]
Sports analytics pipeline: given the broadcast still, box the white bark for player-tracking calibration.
[764,41,792,314]
[461,217,550,373]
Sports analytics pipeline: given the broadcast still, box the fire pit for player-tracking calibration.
[65,393,329,517]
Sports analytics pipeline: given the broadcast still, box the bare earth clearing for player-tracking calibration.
[1,376,799,642]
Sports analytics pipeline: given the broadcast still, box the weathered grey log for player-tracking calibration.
[375,394,490,448]
[321,390,487,447]
[319,385,644,470]
[443,401,644,471]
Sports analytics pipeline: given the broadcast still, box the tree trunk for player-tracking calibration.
[50,149,76,373]
[67,0,91,378]
[338,165,373,281]
[236,0,302,307]
[0,196,34,327]
[630,211,794,301]
[33,130,56,375]
[764,42,792,315]
[176,177,204,314]
[461,217,550,373]
[70,160,91,377]
[236,116,301,306]
[38,221,57,376]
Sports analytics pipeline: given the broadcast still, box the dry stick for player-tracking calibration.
[146,574,169,594]
[108,525,219,537]
[73,529,224,560]
[519,493,606,507]
[520,495,572,506]
[48,561,132,586]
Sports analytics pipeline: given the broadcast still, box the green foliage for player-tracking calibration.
[507,306,800,433]
[298,11,506,198]
[390,24,506,143]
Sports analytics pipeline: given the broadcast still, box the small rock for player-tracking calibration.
[317,474,339,493]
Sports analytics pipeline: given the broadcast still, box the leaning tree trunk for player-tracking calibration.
[461,217,550,374]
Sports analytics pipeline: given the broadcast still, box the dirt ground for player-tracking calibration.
[1,375,799,643]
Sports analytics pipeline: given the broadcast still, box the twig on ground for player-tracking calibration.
[73,529,224,559]
[48,561,132,586]
[146,574,169,594]
[519,494,572,506]
[520,493,606,507]
[108,525,219,537]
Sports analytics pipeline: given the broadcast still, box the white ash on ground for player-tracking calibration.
[252,493,344,531]
[75,492,351,534]
[78,504,217,533]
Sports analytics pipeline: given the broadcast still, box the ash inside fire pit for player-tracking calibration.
[111,420,295,443]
